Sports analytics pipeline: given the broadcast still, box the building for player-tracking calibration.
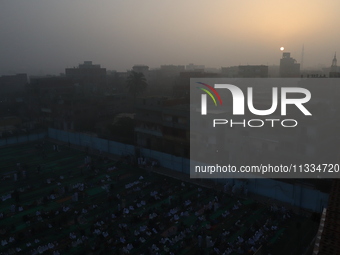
[173,71,219,98]
[0,73,27,96]
[186,63,205,71]
[135,97,189,157]
[268,65,280,77]
[160,65,185,77]
[132,65,149,74]
[279,52,300,77]
[65,61,106,94]
[220,65,268,78]
[238,65,268,77]
[221,66,239,77]
[28,76,75,129]
[329,53,340,77]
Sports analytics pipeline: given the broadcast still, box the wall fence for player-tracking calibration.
[0,128,328,212]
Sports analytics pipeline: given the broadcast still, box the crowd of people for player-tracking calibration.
[0,142,295,255]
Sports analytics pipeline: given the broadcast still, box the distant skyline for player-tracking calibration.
[1,0,340,76]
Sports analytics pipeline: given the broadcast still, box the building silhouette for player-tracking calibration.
[221,65,268,78]
[65,61,106,94]
[279,52,300,77]
[238,65,268,77]
[329,53,340,77]
[0,73,27,95]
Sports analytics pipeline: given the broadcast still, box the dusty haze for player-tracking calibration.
[1,0,339,75]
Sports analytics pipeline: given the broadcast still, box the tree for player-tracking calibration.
[126,71,147,107]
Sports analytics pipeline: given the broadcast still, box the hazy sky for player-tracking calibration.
[1,0,340,76]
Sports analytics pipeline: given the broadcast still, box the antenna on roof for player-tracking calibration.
[300,44,304,70]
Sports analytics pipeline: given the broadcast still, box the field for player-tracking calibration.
[0,141,318,254]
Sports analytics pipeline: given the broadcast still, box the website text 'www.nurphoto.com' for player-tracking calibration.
[195,164,340,175]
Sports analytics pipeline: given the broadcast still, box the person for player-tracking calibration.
[198,235,202,248]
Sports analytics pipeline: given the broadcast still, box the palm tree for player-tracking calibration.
[126,71,148,108]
